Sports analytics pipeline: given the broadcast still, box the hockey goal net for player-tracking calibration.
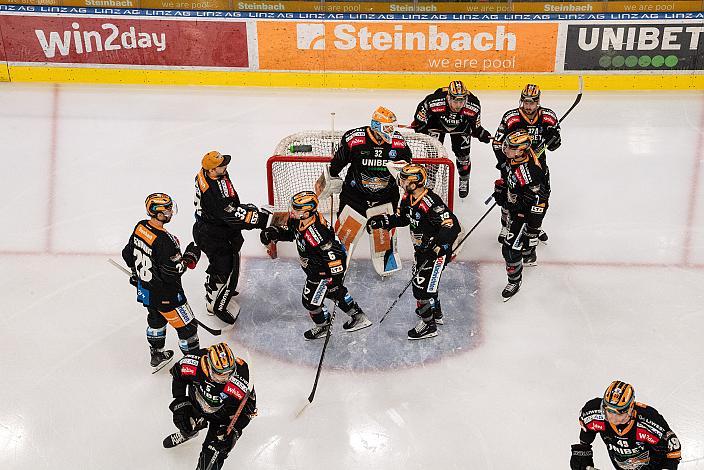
[267,130,455,216]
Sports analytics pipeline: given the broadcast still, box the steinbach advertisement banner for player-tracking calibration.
[564,23,704,70]
[257,21,558,73]
[0,15,249,67]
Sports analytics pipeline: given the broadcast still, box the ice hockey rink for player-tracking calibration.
[1,82,703,469]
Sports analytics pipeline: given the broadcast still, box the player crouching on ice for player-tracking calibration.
[166,342,257,470]
[366,164,460,340]
[315,106,413,278]
[259,191,371,340]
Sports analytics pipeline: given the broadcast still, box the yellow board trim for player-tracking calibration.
[6,66,704,90]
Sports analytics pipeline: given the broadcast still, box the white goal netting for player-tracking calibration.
[267,130,455,215]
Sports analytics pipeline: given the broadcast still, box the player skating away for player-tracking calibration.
[166,342,257,470]
[492,84,561,246]
[193,151,270,325]
[122,193,201,372]
[366,164,460,340]
[411,80,493,198]
[492,129,548,301]
[317,106,412,278]
[571,380,681,470]
[259,191,371,340]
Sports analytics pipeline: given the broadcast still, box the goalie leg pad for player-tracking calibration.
[367,203,402,277]
[334,204,367,252]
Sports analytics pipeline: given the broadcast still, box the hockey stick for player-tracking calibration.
[202,387,252,470]
[483,76,584,206]
[298,243,358,413]
[107,258,229,337]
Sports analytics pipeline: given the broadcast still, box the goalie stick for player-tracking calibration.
[484,75,584,206]
[107,258,232,336]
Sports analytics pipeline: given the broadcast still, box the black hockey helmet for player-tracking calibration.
[398,163,427,189]
[602,380,635,415]
[203,342,236,383]
[520,84,541,103]
[145,193,177,218]
[291,191,319,215]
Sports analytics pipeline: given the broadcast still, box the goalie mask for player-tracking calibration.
[447,80,468,112]
[398,163,427,192]
[145,193,177,221]
[290,191,319,220]
[370,106,397,144]
[202,342,236,384]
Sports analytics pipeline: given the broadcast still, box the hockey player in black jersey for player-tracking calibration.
[259,191,371,340]
[411,80,493,198]
[492,129,548,301]
[318,106,413,277]
[492,84,561,246]
[122,193,201,372]
[366,163,461,340]
[571,380,681,470]
[167,342,257,470]
[193,151,270,324]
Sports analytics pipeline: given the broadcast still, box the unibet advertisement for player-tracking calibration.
[257,21,558,73]
[564,23,704,71]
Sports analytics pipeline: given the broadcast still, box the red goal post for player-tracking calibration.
[266,131,455,215]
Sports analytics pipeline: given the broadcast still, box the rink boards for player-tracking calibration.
[0,8,702,89]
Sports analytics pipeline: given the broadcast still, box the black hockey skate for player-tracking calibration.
[407,319,438,340]
[343,312,372,332]
[304,323,330,340]
[501,280,522,302]
[522,251,538,267]
[458,176,470,199]
[163,419,208,448]
[150,348,174,374]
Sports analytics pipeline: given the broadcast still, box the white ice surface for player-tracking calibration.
[0,83,702,469]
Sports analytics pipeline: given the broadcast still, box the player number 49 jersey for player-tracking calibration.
[579,398,681,470]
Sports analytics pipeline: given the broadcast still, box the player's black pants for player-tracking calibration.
[301,274,357,324]
[193,220,243,317]
[337,187,399,218]
[146,304,199,354]
[411,250,451,321]
[501,212,543,283]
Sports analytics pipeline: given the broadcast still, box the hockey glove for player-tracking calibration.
[181,242,201,270]
[476,128,492,144]
[129,274,139,287]
[493,179,508,207]
[543,126,561,151]
[366,214,392,233]
[170,398,198,435]
[570,443,594,470]
[259,227,280,246]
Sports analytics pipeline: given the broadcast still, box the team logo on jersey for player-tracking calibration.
[389,150,397,157]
